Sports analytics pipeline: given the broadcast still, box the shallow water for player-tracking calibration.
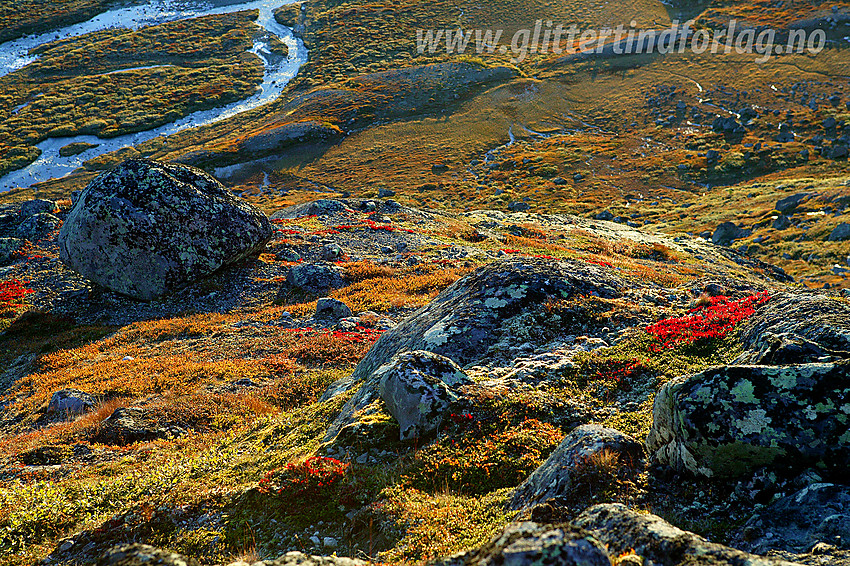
[0,0,307,192]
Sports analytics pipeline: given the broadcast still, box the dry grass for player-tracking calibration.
[286,262,472,316]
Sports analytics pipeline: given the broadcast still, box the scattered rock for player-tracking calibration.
[271,199,354,219]
[59,159,272,301]
[434,521,612,566]
[287,262,345,293]
[510,425,643,512]
[93,406,184,445]
[47,388,96,417]
[20,444,73,466]
[772,215,791,230]
[734,483,850,555]
[377,188,396,198]
[315,297,352,319]
[712,222,746,246]
[376,350,472,440]
[574,503,799,566]
[775,193,809,214]
[322,243,344,261]
[508,201,530,212]
[647,363,850,478]
[225,550,367,566]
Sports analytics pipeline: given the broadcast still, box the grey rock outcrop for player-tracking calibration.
[829,223,850,242]
[712,222,746,246]
[509,425,643,512]
[0,237,24,265]
[320,258,623,441]
[47,389,96,417]
[17,212,61,241]
[734,292,850,364]
[93,406,184,445]
[59,159,272,301]
[315,297,353,319]
[574,504,801,566]
[99,543,199,566]
[19,198,56,218]
[434,522,612,566]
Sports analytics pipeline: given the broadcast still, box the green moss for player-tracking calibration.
[603,410,653,442]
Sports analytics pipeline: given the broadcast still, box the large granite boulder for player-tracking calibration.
[377,350,472,440]
[573,504,801,566]
[434,522,612,566]
[647,363,850,478]
[509,425,643,512]
[321,258,623,441]
[59,159,272,301]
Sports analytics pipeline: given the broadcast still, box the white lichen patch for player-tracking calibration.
[737,408,771,435]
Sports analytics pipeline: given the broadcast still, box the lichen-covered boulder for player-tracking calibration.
[573,504,800,566]
[58,159,272,301]
[434,522,612,566]
[16,212,61,241]
[321,258,623,441]
[733,483,850,555]
[377,350,472,440]
[734,292,850,364]
[286,262,345,294]
[647,363,850,478]
[509,425,643,512]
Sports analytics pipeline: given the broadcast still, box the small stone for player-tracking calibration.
[323,537,338,548]
[316,298,353,319]
[19,199,56,218]
[508,201,530,212]
[828,223,850,241]
[287,262,345,293]
[322,243,344,261]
